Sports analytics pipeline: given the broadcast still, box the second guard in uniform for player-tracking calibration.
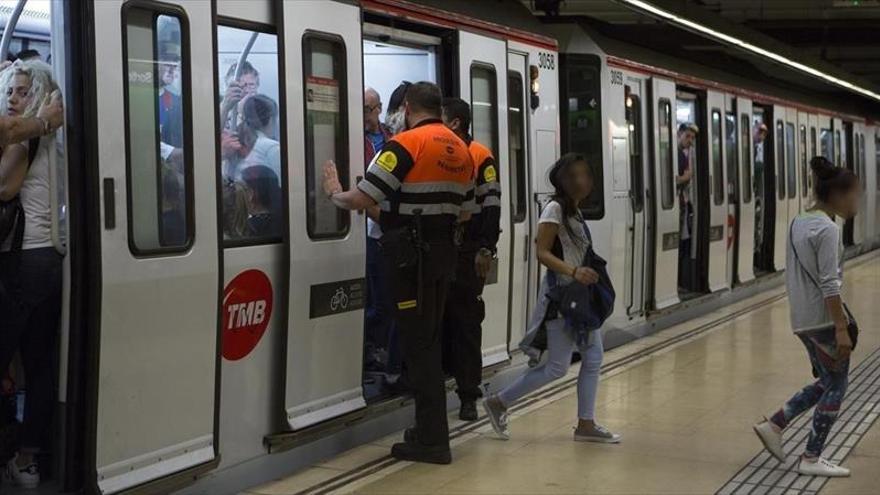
[440,97,501,421]
[322,82,474,464]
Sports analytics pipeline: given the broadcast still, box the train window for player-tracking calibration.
[834,130,841,166]
[303,34,349,239]
[876,135,880,191]
[658,98,674,210]
[471,64,499,160]
[725,112,737,204]
[627,92,644,213]
[776,121,785,200]
[785,123,796,199]
[859,134,867,192]
[217,25,283,245]
[740,114,752,203]
[711,110,723,205]
[508,71,527,223]
[123,9,192,254]
[820,128,832,162]
[560,54,604,219]
[810,127,817,158]
[799,125,808,198]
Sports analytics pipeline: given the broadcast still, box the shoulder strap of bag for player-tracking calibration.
[789,217,824,292]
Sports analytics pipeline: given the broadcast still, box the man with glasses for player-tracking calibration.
[363,87,395,380]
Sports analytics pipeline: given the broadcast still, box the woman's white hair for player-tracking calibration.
[0,58,57,118]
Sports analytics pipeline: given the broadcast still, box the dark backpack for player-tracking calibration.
[0,139,40,251]
[546,221,615,331]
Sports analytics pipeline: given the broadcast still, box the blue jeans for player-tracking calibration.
[499,320,603,420]
[365,237,400,374]
[771,329,850,458]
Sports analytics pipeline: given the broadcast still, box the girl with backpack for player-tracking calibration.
[753,156,860,477]
[483,153,620,444]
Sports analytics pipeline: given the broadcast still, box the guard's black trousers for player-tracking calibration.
[383,240,456,447]
[442,250,486,403]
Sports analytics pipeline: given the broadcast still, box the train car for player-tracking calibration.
[2,0,560,493]
[534,18,880,344]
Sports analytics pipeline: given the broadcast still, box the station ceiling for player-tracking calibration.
[519,0,880,114]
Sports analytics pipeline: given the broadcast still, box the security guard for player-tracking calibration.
[323,82,474,464]
[440,97,501,421]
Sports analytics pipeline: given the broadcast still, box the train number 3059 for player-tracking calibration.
[538,52,555,70]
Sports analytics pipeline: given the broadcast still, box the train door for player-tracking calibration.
[771,108,788,271]
[843,122,855,246]
[676,90,708,296]
[853,124,867,246]
[459,31,512,367]
[279,0,367,429]
[649,77,679,309]
[214,5,286,469]
[736,98,756,283]
[624,82,647,315]
[870,129,880,245]
[91,1,220,492]
[723,96,738,287]
[507,50,533,346]
[797,113,810,217]
[706,91,728,292]
[784,109,799,236]
[833,118,846,234]
[752,105,773,274]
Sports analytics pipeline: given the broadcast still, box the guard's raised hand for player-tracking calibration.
[323,159,342,197]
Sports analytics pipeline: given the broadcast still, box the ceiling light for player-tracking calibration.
[617,0,880,103]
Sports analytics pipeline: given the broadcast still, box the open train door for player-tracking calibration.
[90,1,220,492]
[279,0,367,429]
[649,77,680,309]
[458,31,512,367]
[736,97,756,283]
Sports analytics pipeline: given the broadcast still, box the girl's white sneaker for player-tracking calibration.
[797,457,850,477]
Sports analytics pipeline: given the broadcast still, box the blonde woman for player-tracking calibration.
[0,59,61,489]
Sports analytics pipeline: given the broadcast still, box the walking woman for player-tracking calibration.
[753,156,860,477]
[483,153,620,443]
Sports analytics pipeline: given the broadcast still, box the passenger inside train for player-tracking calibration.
[676,122,698,295]
[217,26,283,243]
[0,57,64,490]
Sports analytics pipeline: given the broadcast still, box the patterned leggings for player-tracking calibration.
[770,329,850,458]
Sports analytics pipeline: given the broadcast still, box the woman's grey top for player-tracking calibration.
[785,211,845,334]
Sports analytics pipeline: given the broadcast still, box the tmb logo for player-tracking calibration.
[222,269,273,361]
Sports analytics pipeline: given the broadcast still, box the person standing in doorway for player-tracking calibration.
[676,122,698,290]
[753,156,860,477]
[362,86,394,375]
[323,82,474,464]
[440,97,500,421]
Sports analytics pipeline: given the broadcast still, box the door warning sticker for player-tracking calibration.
[222,269,274,361]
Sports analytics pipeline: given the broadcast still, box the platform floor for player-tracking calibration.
[247,255,880,495]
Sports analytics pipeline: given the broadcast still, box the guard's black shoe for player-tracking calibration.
[390,442,451,465]
[459,400,478,421]
[403,427,417,444]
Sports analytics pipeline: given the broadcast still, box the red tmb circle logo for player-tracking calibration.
[222,269,273,361]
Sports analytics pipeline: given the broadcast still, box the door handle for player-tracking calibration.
[103,177,115,230]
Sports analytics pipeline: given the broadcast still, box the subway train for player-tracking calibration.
[1,0,877,494]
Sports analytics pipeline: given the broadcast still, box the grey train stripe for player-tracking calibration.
[716,345,880,495]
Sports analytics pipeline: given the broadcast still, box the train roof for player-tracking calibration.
[548,17,879,122]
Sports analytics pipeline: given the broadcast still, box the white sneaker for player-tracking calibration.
[482,396,510,440]
[797,457,850,477]
[574,424,621,444]
[4,454,40,489]
[753,418,785,462]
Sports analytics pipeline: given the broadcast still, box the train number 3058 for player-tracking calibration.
[538,52,555,70]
